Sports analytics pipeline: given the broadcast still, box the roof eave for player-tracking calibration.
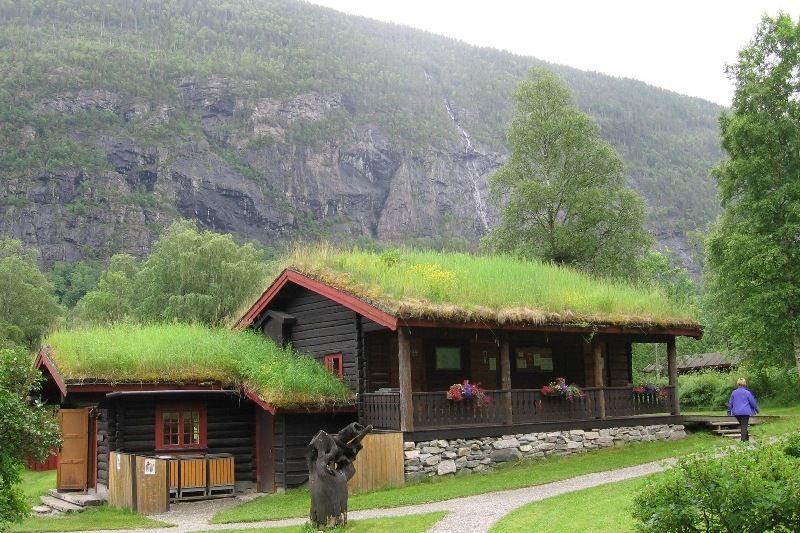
[36,349,67,397]
[398,318,703,338]
[235,269,399,331]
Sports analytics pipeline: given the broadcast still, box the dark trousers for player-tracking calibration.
[736,415,750,441]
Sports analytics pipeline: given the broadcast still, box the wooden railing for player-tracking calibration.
[361,386,675,430]
[411,390,507,428]
[361,392,402,430]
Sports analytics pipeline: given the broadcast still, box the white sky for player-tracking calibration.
[308,0,800,106]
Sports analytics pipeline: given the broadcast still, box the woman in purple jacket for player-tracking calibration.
[728,377,759,441]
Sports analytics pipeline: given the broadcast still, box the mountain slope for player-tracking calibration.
[0,0,723,272]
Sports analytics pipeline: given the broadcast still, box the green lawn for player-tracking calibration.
[212,432,723,524]
[20,471,57,507]
[491,476,650,533]
[490,407,800,533]
[200,512,446,533]
[12,470,169,533]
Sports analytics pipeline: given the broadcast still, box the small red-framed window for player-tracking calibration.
[324,353,344,379]
[155,405,207,451]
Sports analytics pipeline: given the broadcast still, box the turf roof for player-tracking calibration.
[43,323,354,408]
[266,246,700,331]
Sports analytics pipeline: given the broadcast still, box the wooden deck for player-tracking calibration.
[361,386,675,431]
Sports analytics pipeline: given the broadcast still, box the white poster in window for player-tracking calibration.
[538,356,554,371]
[517,357,527,369]
[144,458,156,475]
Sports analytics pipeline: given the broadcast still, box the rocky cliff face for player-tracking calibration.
[1,77,507,267]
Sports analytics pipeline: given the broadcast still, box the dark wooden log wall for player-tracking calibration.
[265,286,361,391]
[607,340,633,386]
[273,413,357,489]
[110,396,256,483]
[365,330,393,392]
[97,408,113,486]
[208,399,256,482]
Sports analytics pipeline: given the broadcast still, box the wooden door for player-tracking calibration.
[470,340,500,389]
[256,410,274,492]
[58,408,89,491]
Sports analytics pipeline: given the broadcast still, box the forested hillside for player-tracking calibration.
[0,0,723,272]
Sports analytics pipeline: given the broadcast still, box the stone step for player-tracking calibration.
[47,489,104,507]
[31,505,52,515]
[40,495,83,513]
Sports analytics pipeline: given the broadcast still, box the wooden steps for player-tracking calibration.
[682,415,777,439]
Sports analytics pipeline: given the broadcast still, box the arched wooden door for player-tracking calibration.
[57,408,89,491]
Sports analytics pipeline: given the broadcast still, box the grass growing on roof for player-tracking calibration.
[274,246,696,327]
[45,323,353,407]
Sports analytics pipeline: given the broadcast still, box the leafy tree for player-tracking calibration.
[485,69,652,278]
[48,259,102,308]
[132,222,268,325]
[0,347,61,531]
[76,254,139,324]
[77,222,268,325]
[705,14,800,375]
[637,249,695,306]
[0,240,62,348]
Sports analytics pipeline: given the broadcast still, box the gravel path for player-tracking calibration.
[82,457,675,533]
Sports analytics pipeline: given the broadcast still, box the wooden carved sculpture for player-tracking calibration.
[306,422,373,529]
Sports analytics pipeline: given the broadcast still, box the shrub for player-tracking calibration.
[677,370,736,410]
[742,365,799,406]
[632,438,800,532]
[678,365,798,411]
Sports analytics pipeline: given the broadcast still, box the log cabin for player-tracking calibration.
[39,248,702,495]
[37,325,356,495]
[237,248,702,442]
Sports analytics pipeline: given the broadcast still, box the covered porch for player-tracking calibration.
[359,326,681,432]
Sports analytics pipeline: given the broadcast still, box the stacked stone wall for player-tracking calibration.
[404,424,686,479]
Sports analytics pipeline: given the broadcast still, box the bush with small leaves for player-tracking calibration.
[632,440,800,532]
[0,347,61,531]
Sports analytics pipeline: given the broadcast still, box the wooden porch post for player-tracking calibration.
[667,337,680,415]
[500,338,512,426]
[398,327,414,432]
[593,340,606,419]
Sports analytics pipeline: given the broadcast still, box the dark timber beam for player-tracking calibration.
[667,337,680,415]
[398,327,414,432]
[593,341,606,419]
[500,338,512,426]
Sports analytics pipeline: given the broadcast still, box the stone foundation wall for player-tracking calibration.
[403,424,686,480]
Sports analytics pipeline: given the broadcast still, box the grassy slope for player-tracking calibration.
[213,432,721,523]
[283,246,697,327]
[491,405,800,532]
[200,512,446,533]
[46,323,352,407]
[491,476,648,533]
[12,471,167,533]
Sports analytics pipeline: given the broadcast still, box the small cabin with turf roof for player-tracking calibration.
[237,247,702,443]
[36,324,356,495]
